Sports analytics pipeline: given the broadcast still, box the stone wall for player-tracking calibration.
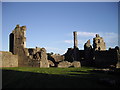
[0,51,18,67]
[116,62,120,68]
[39,48,49,67]
[17,47,29,67]
[64,48,80,62]
[94,49,118,67]
[93,34,106,51]
[57,61,81,68]
[57,61,72,68]
[26,47,49,68]
[116,47,120,68]
[51,54,64,62]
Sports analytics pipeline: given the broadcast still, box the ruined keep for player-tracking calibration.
[0,24,120,68]
[8,25,49,67]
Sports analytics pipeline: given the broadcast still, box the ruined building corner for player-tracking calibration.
[93,34,106,51]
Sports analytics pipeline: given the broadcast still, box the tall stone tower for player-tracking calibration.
[73,31,78,48]
[73,31,78,61]
[9,24,26,54]
[93,34,106,51]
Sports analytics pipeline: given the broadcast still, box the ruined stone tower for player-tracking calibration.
[9,24,49,67]
[73,31,78,61]
[9,24,28,66]
[93,34,106,51]
[9,24,26,54]
[73,31,78,48]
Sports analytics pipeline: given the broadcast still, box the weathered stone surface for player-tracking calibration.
[93,34,106,51]
[116,47,120,68]
[57,61,81,68]
[58,61,72,68]
[48,60,55,67]
[10,24,27,55]
[0,51,18,67]
[72,61,81,67]
[84,40,94,66]
[64,48,80,62]
[73,31,78,61]
[116,62,120,68]
[28,48,49,67]
[51,54,64,62]
[84,39,92,50]
[84,39,92,59]
[9,25,28,67]
[39,48,49,68]
[73,31,78,48]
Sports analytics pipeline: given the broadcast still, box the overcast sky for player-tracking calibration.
[2,2,118,54]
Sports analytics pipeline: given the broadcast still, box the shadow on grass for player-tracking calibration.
[69,69,120,88]
[2,69,120,88]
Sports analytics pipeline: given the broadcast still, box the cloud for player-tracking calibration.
[101,32,118,48]
[64,31,97,45]
[64,40,73,44]
[101,32,118,39]
[45,47,66,54]
[77,31,96,37]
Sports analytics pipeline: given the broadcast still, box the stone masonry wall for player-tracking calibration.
[94,49,118,67]
[93,34,106,51]
[0,51,18,67]
[39,48,49,67]
[51,54,64,62]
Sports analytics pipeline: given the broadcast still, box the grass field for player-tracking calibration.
[1,67,120,88]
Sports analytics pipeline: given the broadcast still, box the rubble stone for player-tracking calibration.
[72,61,81,67]
[48,60,55,67]
[58,61,72,68]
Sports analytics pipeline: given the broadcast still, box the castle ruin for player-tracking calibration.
[0,25,120,68]
[1,25,49,67]
[93,34,106,51]
[64,32,120,68]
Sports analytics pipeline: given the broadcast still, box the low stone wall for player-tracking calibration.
[0,51,18,67]
[57,61,81,68]
[58,61,72,68]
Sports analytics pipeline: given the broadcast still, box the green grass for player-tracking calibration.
[1,67,120,88]
[2,67,92,75]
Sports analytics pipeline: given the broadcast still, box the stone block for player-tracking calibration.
[0,51,18,67]
[58,61,72,68]
[48,60,55,67]
[72,61,81,67]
